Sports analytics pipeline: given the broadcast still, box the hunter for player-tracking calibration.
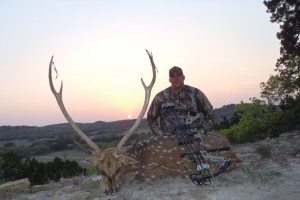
[147,66,214,136]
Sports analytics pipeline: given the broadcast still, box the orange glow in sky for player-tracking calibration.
[0,1,279,126]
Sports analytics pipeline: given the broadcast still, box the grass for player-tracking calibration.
[255,144,272,159]
[267,170,281,177]
[240,165,256,182]
[95,140,119,149]
[85,165,99,175]
[134,173,146,182]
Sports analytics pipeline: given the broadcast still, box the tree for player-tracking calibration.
[264,0,300,68]
[0,151,4,184]
[3,142,16,148]
[23,158,46,185]
[262,0,300,102]
[0,151,86,185]
[219,98,284,143]
[0,151,26,181]
[261,57,300,103]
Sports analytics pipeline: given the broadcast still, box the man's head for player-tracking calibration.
[169,66,185,89]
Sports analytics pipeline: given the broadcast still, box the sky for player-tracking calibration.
[0,0,280,126]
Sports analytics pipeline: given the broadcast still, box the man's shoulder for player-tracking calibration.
[153,87,171,101]
[157,87,171,96]
[183,85,202,93]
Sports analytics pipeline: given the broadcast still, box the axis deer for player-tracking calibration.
[49,50,239,194]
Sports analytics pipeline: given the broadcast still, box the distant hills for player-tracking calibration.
[0,104,236,142]
[0,119,149,142]
[213,104,236,123]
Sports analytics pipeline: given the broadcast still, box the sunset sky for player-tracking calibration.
[0,0,280,126]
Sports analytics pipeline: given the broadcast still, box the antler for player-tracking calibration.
[115,49,157,154]
[48,56,101,153]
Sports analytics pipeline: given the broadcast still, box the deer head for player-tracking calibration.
[48,50,156,194]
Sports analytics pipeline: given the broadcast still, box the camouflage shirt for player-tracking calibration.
[147,85,213,136]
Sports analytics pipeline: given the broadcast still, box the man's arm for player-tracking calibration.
[196,89,214,128]
[147,94,164,136]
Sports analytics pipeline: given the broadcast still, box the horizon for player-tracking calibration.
[0,1,279,126]
[0,103,235,127]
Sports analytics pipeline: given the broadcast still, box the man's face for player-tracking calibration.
[169,73,185,89]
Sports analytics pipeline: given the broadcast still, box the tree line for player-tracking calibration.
[0,151,86,185]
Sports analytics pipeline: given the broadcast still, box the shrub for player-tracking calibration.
[0,151,86,185]
[30,143,50,155]
[0,151,26,182]
[134,173,146,182]
[85,165,98,175]
[255,144,272,159]
[219,98,287,143]
[3,142,16,148]
[96,140,119,149]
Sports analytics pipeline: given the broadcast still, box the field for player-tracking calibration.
[34,150,90,167]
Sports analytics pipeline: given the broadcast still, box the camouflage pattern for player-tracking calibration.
[147,85,213,136]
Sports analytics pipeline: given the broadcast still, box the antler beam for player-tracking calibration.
[48,56,101,153]
[115,49,157,153]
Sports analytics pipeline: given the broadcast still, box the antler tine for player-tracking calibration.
[116,49,157,154]
[49,56,101,153]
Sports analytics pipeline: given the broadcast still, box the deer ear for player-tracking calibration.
[118,154,139,165]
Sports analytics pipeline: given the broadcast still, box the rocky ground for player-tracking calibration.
[2,130,299,200]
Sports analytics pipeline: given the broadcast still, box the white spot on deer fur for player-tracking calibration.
[152,152,156,155]
[159,141,163,144]
[163,149,168,153]
[173,147,177,150]
[163,166,170,169]
[151,145,155,148]
[148,163,158,167]
[155,149,159,152]
[159,155,164,159]
[181,147,185,151]
[154,137,158,140]
[142,165,145,168]
[157,145,162,149]
[169,157,173,160]
[163,136,168,139]
[176,161,181,164]
[177,169,181,172]
[151,175,156,179]
[145,140,150,143]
